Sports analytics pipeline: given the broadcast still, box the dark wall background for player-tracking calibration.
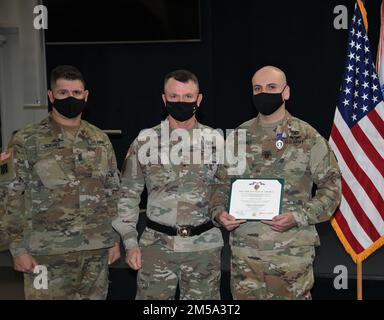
[45,0,384,280]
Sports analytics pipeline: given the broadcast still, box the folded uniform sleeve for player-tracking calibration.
[112,139,145,250]
[209,128,247,226]
[6,133,31,257]
[209,163,232,227]
[103,137,121,243]
[291,135,342,227]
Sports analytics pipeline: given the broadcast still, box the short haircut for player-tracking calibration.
[164,69,199,91]
[50,65,85,89]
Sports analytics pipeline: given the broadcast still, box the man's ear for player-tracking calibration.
[162,94,167,106]
[197,93,203,107]
[84,90,89,102]
[283,86,290,101]
[47,90,54,104]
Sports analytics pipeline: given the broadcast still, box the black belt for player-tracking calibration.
[146,219,215,238]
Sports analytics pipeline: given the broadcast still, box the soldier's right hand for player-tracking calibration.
[126,247,142,270]
[215,212,246,231]
[13,253,38,273]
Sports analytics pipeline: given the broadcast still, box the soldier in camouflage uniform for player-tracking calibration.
[4,65,121,299]
[211,66,341,299]
[113,70,223,300]
[0,148,15,250]
[1,131,21,250]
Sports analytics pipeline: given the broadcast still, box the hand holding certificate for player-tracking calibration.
[228,178,284,220]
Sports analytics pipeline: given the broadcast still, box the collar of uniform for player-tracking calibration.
[46,114,64,141]
[163,118,201,132]
[250,110,293,134]
[46,113,94,144]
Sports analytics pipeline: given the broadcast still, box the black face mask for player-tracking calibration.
[165,100,198,122]
[53,96,87,119]
[252,87,286,116]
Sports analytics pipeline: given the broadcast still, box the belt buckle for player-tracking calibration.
[177,225,192,238]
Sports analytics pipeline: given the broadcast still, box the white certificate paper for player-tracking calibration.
[229,178,284,220]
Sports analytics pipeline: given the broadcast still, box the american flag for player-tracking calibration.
[329,0,384,263]
[376,0,384,96]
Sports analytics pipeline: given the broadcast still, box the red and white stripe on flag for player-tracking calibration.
[330,0,384,263]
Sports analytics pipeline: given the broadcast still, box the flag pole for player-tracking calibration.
[357,261,363,300]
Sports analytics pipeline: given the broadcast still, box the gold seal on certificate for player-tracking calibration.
[228,178,284,220]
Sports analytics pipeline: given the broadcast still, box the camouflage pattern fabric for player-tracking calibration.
[0,148,16,250]
[0,181,8,250]
[24,248,109,300]
[0,186,10,250]
[231,246,314,300]
[0,187,19,251]
[4,114,120,257]
[211,111,341,299]
[113,119,223,252]
[137,243,221,300]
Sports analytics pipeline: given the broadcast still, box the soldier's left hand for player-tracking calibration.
[108,243,121,265]
[261,213,297,232]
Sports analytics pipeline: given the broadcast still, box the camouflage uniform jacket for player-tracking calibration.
[6,115,120,256]
[1,146,17,249]
[113,119,224,252]
[211,112,341,250]
[0,193,9,250]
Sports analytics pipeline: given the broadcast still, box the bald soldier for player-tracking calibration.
[211,66,341,299]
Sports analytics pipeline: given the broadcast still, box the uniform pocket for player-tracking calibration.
[144,163,177,190]
[86,144,110,179]
[33,157,69,189]
[282,148,309,177]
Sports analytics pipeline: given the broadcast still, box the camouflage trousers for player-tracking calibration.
[24,248,109,300]
[137,243,222,300]
[231,246,315,300]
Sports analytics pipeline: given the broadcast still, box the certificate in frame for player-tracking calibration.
[228,178,284,220]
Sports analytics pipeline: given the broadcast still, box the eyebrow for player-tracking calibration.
[253,83,279,88]
[166,92,198,96]
[56,89,84,92]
